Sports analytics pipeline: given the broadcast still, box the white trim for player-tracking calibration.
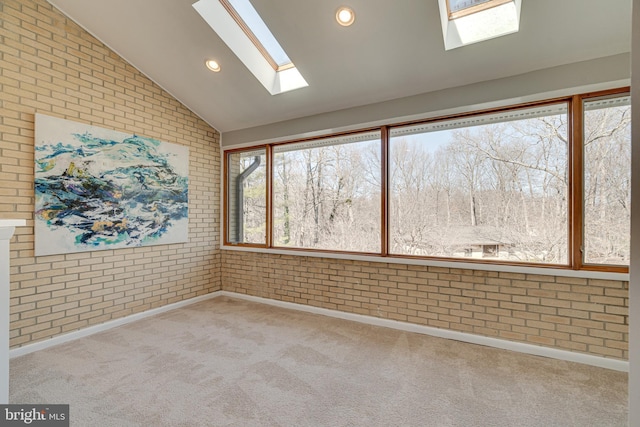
[9,292,222,359]
[8,290,627,373]
[1,222,24,405]
[0,220,26,228]
[221,245,629,281]
[220,291,629,372]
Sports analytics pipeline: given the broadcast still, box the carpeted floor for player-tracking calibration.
[10,296,627,426]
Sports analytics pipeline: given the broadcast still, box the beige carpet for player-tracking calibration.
[10,296,627,426]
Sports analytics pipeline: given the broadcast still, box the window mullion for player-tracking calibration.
[381,126,389,257]
[570,95,584,270]
[267,144,273,248]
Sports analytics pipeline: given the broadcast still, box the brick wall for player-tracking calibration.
[1,0,221,348]
[222,251,629,360]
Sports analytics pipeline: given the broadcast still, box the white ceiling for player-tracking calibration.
[47,0,631,134]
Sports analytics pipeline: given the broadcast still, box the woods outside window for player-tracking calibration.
[223,88,630,273]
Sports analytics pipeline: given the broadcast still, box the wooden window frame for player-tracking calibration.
[222,87,631,274]
[446,0,512,20]
[269,128,384,255]
[574,87,631,274]
[219,0,294,72]
[386,98,572,268]
[223,145,269,248]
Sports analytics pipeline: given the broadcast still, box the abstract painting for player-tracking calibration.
[34,114,189,256]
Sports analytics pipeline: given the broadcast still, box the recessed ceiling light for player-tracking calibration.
[205,59,221,72]
[336,6,355,26]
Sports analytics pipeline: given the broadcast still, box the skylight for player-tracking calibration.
[193,0,308,95]
[438,0,521,50]
[222,0,292,70]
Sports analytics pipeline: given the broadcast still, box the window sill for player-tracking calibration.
[221,245,629,282]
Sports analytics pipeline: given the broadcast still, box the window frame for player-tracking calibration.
[386,98,572,268]
[223,145,270,248]
[446,0,513,20]
[269,128,385,256]
[219,0,294,72]
[573,88,631,273]
[222,87,631,274]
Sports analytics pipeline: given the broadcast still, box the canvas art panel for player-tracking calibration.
[34,114,189,256]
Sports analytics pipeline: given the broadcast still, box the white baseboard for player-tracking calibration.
[10,289,628,372]
[220,291,630,372]
[9,292,222,359]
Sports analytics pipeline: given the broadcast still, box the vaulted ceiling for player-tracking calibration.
[47,0,631,134]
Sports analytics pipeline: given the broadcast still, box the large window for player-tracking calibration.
[389,103,569,264]
[223,88,630,272]
[272,132,381,253]
[583,96,631,266]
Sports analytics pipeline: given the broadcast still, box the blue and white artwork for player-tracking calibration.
[34,114,189,256]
